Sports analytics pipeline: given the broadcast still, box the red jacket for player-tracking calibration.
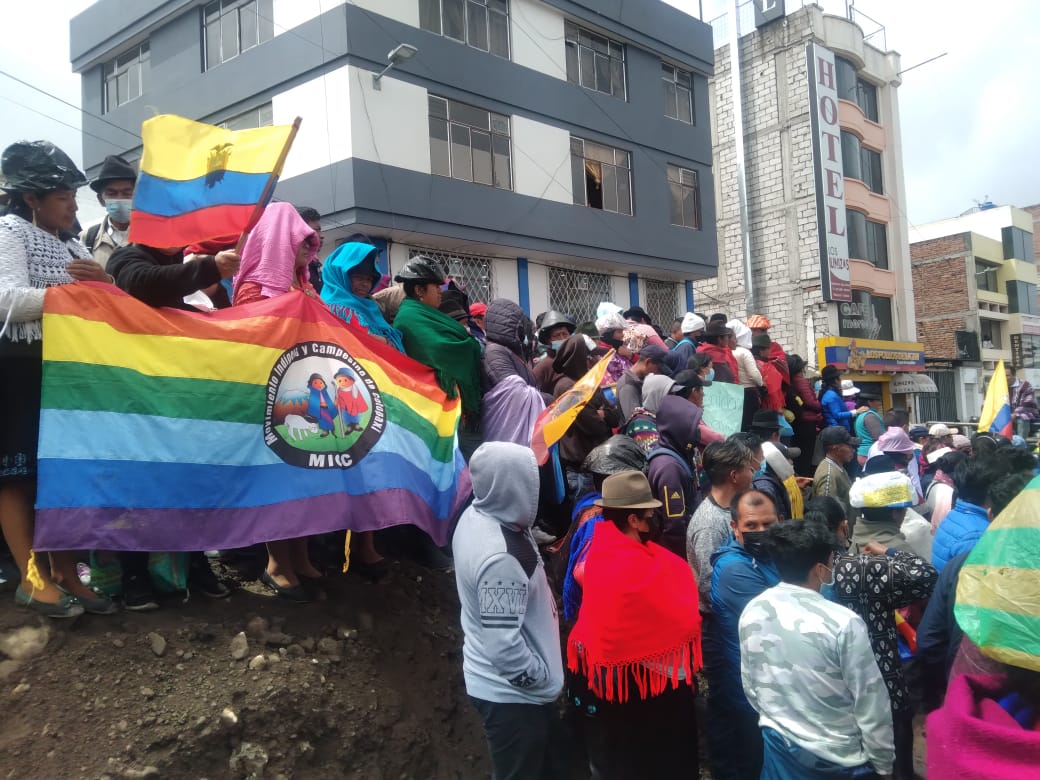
[757,359,785,411]
[697,343,738,383]
[789,374,824,427]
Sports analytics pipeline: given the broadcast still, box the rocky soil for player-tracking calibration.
[0,557,489,779]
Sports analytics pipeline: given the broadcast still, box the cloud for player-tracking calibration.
[664,0,1040,223]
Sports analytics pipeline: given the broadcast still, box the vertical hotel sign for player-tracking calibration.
[806,43,851,302]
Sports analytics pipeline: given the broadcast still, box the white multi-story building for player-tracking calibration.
[71,0,718,325]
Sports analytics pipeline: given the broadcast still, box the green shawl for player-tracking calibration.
[394,297,482,415]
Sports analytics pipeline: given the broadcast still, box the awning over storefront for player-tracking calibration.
[890,373,938,394]
[817,337,926,373]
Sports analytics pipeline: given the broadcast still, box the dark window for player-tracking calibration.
[565,21,625,99]
[835,56,880,121]
[571,136,632,215]
[1002,226,1035,262]
[861,147,883,194]
[419,0,509,59]
[203,0,273,69]
[218,102,273,130]
[428,95,511,190]
[840,131,862,181]
[857,78,879,122]
[1007,281,1038,315]
[838,290,893,341]
[975,258,1000,293]
[980,318,1002,350]
[835,57,857,103]
[846,209,888,269]
[667,164,700,229]
[103,42,150,113]
[662,63,693,124]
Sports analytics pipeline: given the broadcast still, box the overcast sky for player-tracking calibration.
[1,0,1037,227]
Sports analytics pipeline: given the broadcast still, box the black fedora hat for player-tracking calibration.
[89,155,137,192]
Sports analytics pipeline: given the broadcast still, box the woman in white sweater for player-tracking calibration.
[0,141,113,618]
[729,319,764,431]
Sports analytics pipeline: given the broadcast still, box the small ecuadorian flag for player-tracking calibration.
[129,114,295,247]
[978,359,1014,439]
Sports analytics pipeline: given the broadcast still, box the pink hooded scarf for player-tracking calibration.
[233,202,318,300]
[927,674,1040,778]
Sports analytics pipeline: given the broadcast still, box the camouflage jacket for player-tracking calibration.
[740,583,895,775]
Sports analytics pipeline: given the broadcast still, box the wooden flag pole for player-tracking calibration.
[233,116,303,253]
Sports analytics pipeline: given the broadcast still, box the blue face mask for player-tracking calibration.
[705,368,715,383]
[105,198,132,224]
[551,339,565,352]
[820,582,836,601]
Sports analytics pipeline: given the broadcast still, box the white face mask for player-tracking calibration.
[104,198,133,223]
[819,562,835,588]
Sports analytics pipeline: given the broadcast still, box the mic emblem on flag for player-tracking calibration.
[265,341,385,469]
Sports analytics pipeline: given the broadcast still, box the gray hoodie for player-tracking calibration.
[452,441,564,704]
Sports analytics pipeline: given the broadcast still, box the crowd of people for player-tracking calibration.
[3,139,1040,778]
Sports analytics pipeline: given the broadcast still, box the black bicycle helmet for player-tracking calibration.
[537,309,577,344]
[393,255,446,285]
[1,141,86,193]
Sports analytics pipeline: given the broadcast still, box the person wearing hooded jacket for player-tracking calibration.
[647,394,704,559]
[552,334,622,498]
[452,442,568,780]
[480,298,537,391]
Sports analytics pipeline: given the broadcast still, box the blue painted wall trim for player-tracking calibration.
[517,258,530,316]
[685,280,695,312]
[628,273,640,308]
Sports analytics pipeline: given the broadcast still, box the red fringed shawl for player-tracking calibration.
[567,520,702,703]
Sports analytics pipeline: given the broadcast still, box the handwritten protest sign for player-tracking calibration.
[702,382,745,437]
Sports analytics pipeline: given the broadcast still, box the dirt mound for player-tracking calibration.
[0,560,489,779]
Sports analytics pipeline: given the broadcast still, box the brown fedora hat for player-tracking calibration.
[594,470,663,510]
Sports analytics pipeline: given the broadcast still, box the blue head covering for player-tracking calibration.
[321,242,404,352]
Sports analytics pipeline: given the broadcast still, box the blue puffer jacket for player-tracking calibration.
[820,388,853,431]
[931,499,989,573]
[707,538,781,714]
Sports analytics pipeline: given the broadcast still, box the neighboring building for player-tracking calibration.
[910,205,1039,420]
[70,0,718,325]
[698,4,923,407]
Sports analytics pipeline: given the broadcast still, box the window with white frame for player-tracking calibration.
[565,21,626,99]
[570,137,632,215]
[662,63,693,124]
[428,95,512,190]
[103,43,150,113]
[219,103,273,131]
[419,0,510,59]
[203,0,274,70]
[668,164,700,229]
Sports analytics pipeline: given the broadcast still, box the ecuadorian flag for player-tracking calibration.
[978,359,1014,438]
[34,284,470,552]
[129,114,295,247]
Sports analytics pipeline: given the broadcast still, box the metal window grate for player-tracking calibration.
[408,247,495,304]
[546,266,612,325]
[644,279,680,329]
[918,371,959,422]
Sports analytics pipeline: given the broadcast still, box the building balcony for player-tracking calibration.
[839,100,886,150]
[850,259,896,296]
[845,178,891,223]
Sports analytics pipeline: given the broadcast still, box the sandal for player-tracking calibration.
[15,586,85,619]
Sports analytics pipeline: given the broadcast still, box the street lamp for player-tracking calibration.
[372,43,418,90]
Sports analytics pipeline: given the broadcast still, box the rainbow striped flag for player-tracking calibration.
[978,359,1014,438]
[955,473,1040,672]
[129,114,295,248]
[34,284,469,552]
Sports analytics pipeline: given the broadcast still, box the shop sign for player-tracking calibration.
[817,337,925,373]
